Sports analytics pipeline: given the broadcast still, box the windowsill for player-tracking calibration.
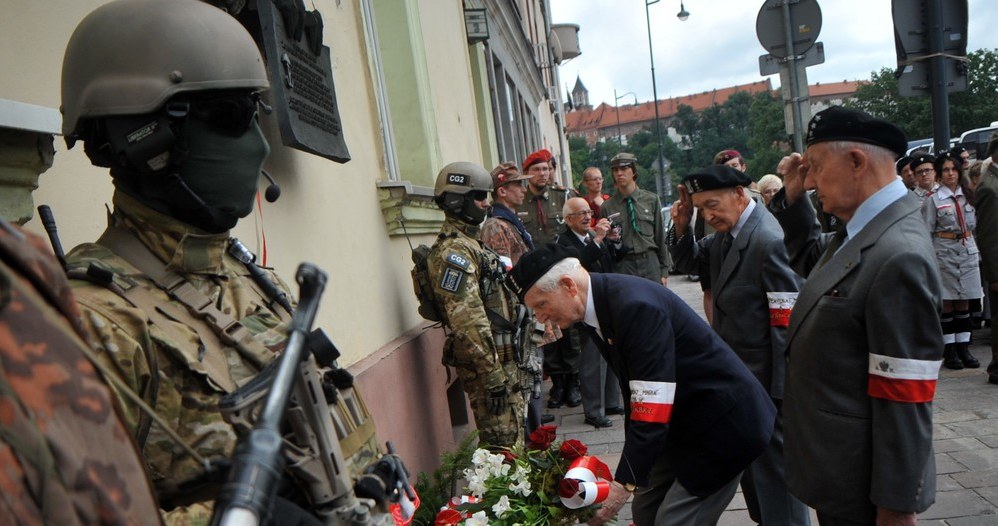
[377,181,444,235]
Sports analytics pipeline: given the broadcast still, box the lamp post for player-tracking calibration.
[614,89,638,146]
[644,0,689,201]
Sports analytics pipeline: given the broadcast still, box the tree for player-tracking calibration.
[849,48,998,141]
[747,91,790,176]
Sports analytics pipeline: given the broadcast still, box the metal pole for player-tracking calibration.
[645,0,665,200]
[781,0,805,152]
[928,0,950,152]
[615,88,623,145]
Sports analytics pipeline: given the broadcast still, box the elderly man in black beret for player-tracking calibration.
[668,165,808,526]
[509,244,776,526]
[770,106,943,526]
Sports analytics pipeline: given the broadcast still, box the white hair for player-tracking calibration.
[825,140,898,167]
[757,174,783,192]
[533,257,582,292]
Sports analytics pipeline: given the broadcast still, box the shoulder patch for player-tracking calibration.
[440,267,465,293]
[444,251,472,271]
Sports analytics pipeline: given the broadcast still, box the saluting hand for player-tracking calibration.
[670,184,694,237]
[777,152,807,206]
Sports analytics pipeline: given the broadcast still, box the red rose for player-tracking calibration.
[435,509,463,526]
[500,450,517,464]
[528,424,558,450]
[558,477,581,499]
[559,439,588,460]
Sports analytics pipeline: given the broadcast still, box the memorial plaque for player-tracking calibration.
[251,1,350,163]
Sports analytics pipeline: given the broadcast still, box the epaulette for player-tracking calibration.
[66,258,137,296]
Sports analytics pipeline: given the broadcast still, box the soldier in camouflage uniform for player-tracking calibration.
[57,0,380,521]
[429,161,528,449]
[0,220,162,525]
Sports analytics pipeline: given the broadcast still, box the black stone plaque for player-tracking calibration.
[251,1,350,163]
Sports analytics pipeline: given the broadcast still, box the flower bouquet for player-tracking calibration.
[433,425,613,526]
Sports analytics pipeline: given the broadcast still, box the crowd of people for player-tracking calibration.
[428,105,998,526]
[4,1,997,525]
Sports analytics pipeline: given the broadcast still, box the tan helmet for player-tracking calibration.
[61,0,269,139]
[434,161,493,196]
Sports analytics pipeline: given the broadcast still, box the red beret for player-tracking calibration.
[523,149,554,170]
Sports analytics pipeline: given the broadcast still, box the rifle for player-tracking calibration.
[216,262,417,526]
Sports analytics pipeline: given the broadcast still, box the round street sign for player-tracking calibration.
[757,0,822,59]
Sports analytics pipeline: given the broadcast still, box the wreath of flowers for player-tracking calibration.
[433,425,612,526]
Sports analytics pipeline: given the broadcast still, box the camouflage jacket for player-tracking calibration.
[0,221,162,525]
[428,218,524,388]
[65,192,293,507]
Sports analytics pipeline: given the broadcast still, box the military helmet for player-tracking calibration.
[61,0,269,140]
[434,161,492,224]
[434,161,493,196]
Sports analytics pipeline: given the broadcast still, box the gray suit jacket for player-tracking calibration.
[670,204,802,399]
[773,190,942,521]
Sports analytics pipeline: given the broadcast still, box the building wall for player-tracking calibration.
[1,0,570,476]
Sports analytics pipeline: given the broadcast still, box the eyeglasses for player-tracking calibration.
[915,168,935,176]
[567,210,594,217]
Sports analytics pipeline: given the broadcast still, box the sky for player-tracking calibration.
[549,0,998,108]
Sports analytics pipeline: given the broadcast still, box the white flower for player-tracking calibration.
[491,495,511,518]
[509,478,531,497]
[471,449,492,467]
[512,464,529,483]
[467,473,487,497]
[466,510,490,526]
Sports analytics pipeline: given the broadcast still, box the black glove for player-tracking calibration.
[486,384,508,415]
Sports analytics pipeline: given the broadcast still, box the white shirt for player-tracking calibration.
[582,273,603,341]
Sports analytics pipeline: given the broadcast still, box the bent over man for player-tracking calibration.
[511,244,776,526]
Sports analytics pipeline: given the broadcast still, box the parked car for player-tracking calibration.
[959,122,998,160]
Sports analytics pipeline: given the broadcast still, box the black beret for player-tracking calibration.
[910,153,935,168]
[682,165,752,194]
[806,106,907,158]
[508,243,579,300]
[895,156,912,174]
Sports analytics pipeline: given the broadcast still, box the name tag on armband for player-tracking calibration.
[628,380,676,424]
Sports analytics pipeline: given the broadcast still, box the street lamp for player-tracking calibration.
[614,89,638,145]
[644,0,688,201]
[677,2,689,21]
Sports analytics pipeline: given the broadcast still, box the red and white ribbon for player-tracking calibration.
[560,456,612,509]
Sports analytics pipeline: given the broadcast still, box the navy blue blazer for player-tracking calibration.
[587,272,776,495]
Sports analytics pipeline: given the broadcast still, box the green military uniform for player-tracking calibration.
[66,193,380,514]
[520,185,569,245]
[0,221,162,525]
[428,218,527,449]
[976,161,998,382]
[600,187,670,282]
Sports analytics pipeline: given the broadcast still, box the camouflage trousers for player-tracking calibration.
[459,360,526,450]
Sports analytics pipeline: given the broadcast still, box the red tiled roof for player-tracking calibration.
[566,80,774,135]
[808,80,865,98]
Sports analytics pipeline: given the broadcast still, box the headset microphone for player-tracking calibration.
[261,170,282,202]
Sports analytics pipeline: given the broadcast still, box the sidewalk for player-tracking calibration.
[552,276,998,525]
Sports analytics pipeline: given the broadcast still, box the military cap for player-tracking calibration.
[895,155,912,174]
[610,152,638,167]
[682,165,752,194]
[509,243,579,300]
[806,106,907,158]
[713,149,743,165]
[491,162,533,188]
[910,153,935,168]
[523,149,554,170]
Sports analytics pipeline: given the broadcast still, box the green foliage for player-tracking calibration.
[411,432,478,526]
[848,48,998,140]
[747,91,791,176]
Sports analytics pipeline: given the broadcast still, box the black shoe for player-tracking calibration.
[547,378,565,409]
[605,406,625,415]
[989,375,998,385]
[541,414,556,424]
[584,415,613,428]
[564,387,583,408]
[943,346,964,370]
[956,345,980,368]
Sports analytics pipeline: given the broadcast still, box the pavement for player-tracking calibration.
[548,275,998,525]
